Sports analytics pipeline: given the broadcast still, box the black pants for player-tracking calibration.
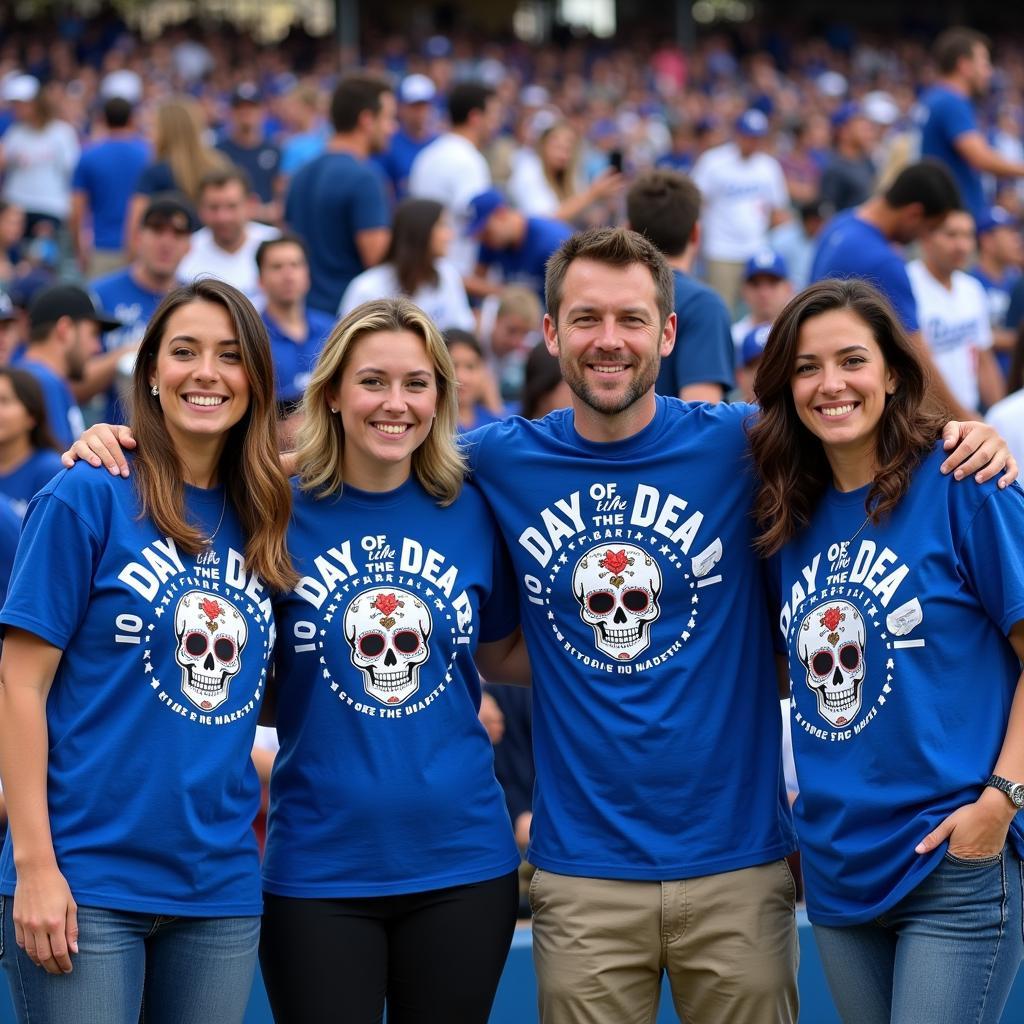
[260,871,519,1024]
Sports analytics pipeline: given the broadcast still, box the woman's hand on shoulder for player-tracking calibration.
[13,863,78,974]
[914,788,1015,860]
[940,420,1018,488]
[61,424,137,476]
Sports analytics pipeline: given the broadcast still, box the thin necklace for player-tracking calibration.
[206,491,228,545]
[847,513,871,546]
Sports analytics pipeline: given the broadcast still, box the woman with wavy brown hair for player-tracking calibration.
[748,277,1024,1024]
[0,278,294,1023]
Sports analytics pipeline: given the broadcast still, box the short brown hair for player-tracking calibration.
[626,170,701,258]
[545,227,674,327]
[330,73,392,134]
[197,165,251,199]
[933,27,990,76]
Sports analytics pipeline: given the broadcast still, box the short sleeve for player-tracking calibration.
[351,167,390,233]
[135,161,174,196]
[672,290,736,392]
[883,259,920,334]
[0,491,102,649]
[957,483,1024,635]
[939,95,977,143]
[478,503,520,644]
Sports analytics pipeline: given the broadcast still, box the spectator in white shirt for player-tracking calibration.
[908,209,1004,415]
[692,109,789,312]
[177,166,279,305]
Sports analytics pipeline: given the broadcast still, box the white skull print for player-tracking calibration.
[572,544,662,660]
[174,591,248,711]
[796,600,866,727]
[343,588,432,705]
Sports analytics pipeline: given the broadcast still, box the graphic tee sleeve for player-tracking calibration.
[957,484,1024,635]
[0,492,101,649]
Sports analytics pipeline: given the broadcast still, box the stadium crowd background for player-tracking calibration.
[0,1,1023,918]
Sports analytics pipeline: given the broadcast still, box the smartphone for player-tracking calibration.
[608,149,623,173]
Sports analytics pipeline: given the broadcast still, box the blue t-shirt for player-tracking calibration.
[71,136,151,251]
[0,464,275,915]
[0,448,63,518]
[919,85,981,218]
[465,400,796,880]
[775,445,1024,926]
[261,307,335,404]
[479,217,573,303]
[969,264,1022,378]
[373,129,438,202]
[92,268,171,422]
[263,477,521,898]
[655,269,735,397]
[12,356,83,449]
[135,160,176,197]
[280,130,327,177]
[284,152,390,314]
[0,497,20,607]
[811,209,920,333]
[217,138,282,204]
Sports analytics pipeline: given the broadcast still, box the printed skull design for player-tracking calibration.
[572,544,662,660]
[174,591,248,711]
[796,600,866,727]
[343,588,432,705]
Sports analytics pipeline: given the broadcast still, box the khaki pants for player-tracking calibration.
[703,259,747,315]
[530,861,799,1024]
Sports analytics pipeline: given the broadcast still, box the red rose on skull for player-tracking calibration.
[373,593,399,617]
[821,606,843,632]
[601,550,628,575]
[201,599,223,622]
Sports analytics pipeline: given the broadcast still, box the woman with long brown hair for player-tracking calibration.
[0,367,63,519]
[0,278,294,1023]
[748,278,1024,1024]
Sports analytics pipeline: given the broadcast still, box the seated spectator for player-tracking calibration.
[477,285,543,403]
[217,83,283,225]
[731,249,794,354]
[468,189,572,302]
[278,82,328,183]
[257,234,335,449]
[0,367,63,518]
[445,329,504,433]
[507,120,622,224]
[178,166,279,304]
[768,198,826,289]
[13,284,119,448]
[374,74,439,202]
[969,206,1023,379]
[735,323,771,404]
[0,292,20,366]
[819,103,878,213]
[519,340,572,421]
[340,198,474,331]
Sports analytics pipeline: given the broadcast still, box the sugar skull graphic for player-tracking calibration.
[174,591,248,711]
[796,600,866,727]
[343,588,432,705]
[571,544,662,660]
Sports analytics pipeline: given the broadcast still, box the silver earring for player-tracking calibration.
[151,385,159,396]
[330,407,338,414]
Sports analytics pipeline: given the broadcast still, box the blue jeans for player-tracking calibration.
[0,897,259,1024]
[813,849,1024,1024]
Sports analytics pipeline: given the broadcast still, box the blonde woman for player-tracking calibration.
[0,278,294,1023]
[67,297,528,1024]
[124,97,227,252]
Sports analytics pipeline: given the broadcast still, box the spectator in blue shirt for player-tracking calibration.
[919,27,1024,220]
[469,188,572,303]
[0,367,62,518]
[625,169,735,402]
[217,83,283,225]
[70,97,150,278]
[374,74,439,203]
[970,206,1023,379]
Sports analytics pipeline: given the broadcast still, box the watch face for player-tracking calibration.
[1011,784,1024,809]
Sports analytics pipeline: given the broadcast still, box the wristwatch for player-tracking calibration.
[985,774,1024,810]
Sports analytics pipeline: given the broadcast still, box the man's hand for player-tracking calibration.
[61,424,137,476]
[940,421,1017,488]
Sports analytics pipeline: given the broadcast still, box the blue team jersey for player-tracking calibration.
[12,357,83,449]
[0,448,63,518]
[655,269,735,397]
[373,129,438,201]
[263,477,521,898]
[479,217,573,302]
[775,445,1024,926]
[465,399,796,880]
[71,137,150,251]
[919,86,981,218]
[811,210,920,333]
[0,464,275,916]
[261,308,335,404]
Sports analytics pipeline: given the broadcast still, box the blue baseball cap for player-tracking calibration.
[977,206,1019,235]
[830,101,863,130]
[736,109,770,137]
[741,323,773,367]
[466,189,508,235]
[744,249,789,281]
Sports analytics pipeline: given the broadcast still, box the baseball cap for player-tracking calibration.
[466,189,508,235]
[141,191,198,234]
[741,323,773,367]
[744,250,789,282]
[3,74,39,104]
[831,102,863,130]
[100,69,143,104]
[231,82,263,106]
[398,74,436,105]
[736,109,769,137]
[28,284,122,333]
[977,206,1018,235]
[862,91,899,126]
[0,290,17,322]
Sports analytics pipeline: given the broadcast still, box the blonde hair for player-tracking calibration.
[131,279,297,593]
[153,98,228,202]
[296,298,465,504]
[538,121,582,203]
